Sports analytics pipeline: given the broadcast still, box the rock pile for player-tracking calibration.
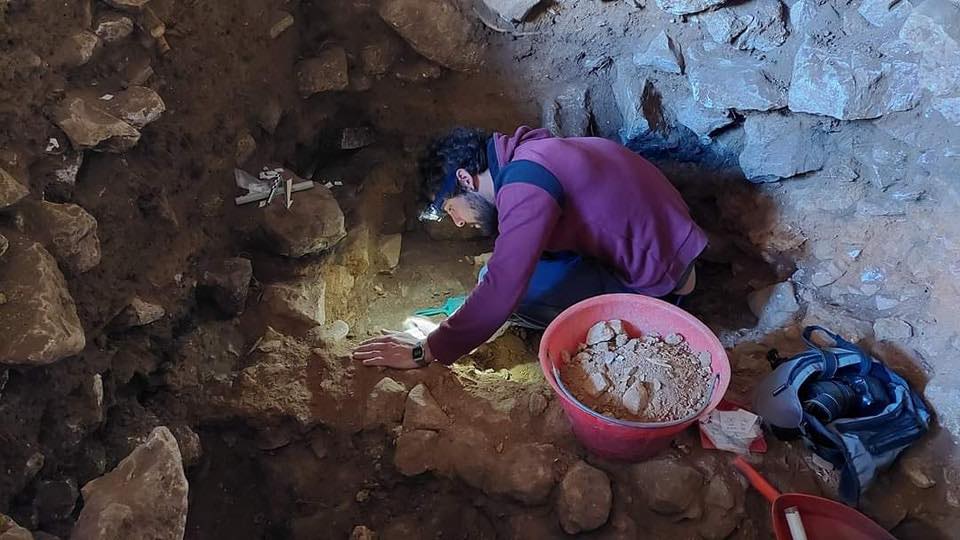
[560,320,713,422]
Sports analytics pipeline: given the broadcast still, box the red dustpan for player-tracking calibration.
[733,457,895,540]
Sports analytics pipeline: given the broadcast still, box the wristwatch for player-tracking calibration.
[412,341,429,367]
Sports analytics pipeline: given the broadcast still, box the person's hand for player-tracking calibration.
[352,331,431,369]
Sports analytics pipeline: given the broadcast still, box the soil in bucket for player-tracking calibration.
[560,319,713,422]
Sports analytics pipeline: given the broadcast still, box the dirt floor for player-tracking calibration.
[1,0,959,538]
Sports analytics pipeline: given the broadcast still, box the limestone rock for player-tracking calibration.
[739,112,826,182]
[630,456,703,514]
[873,318,913,341]
[698,473,745,540]
[99,87,165,129]
[900,456,936,488]
[375,233,402,271]
[94,12,134,42]
[104,0,150,10]
[686,46,787,112]
[34,479,79,525]
[747,281,801,329]
[634,30,684,74]
[788,37,921,120]
[361,37,401,77]
[613,68,676,152]
[219,329,350,428]
[0,236,85,366]
[340,127,376,150]
[859,0,914,28]
[899,0,960,101]
[30,151,83,190]
[53,97,140,153]
[0,233,7,258]
[199,257,253,316]
[542,86,592,138]
[18,200,101,274]
[351,525,377,540]
[296,48,349,96]
[378,0,485,72]
[169,425,202,468]
[700,1,788,52]
[306,320,350,345]
[53,31,99,67]
[268,11,294,39]
[556,461,612,534]
[394,429,440,476]
[403,383,450,431]
[672,98,733,141]
[483,0,543,22]
[489,443,559,505]
[111,298,165,329]
[656,0,728,15]
[0,166,28,208]
[235,132,256,166]
[261,186,346,257]
[0,515,32,540]
[262,277,326,326]
[852,129,913,191]
[73,427,188,540]
[364,377,409,429]
[258,97,283,134]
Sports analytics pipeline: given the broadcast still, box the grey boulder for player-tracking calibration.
[739,112,826,182]
[379,0,485,72]
[656,0,728,16]
[700,0,788,52]
[686,45,787,112]
[634,30,684,74]
[18,200,101,274]
[260,185,346,257]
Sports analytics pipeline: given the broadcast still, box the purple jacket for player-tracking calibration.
[428,127,708,365]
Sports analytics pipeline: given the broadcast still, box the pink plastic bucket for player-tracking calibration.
[538,294,730,461]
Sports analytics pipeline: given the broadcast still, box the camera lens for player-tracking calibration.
[803,380,856,423]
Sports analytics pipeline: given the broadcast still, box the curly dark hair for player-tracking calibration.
[419,127,491,199]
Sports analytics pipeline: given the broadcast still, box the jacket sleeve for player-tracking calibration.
[427,183,561,364]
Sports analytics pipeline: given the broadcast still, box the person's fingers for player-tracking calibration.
[352,350,382,360]
[355,338,389,350]
[362,357,388,367]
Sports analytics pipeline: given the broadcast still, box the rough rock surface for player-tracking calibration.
[53,31,99,67]
[52,97,140,153]
[94,13,134,42]
[686,46,787,112]
[363,377,408,428]
[261,186,346,257]
[634,30,684,74]
[542,86,592,138]
[0,515,32,540]
[0,167,28,208]
[0,236,85,366]
[747,281,801,329]
[859,0,914,28]
[111,298,165,329]
[899,0,960,126]
[788,37,921,120]
[700,1,788,52]
[556,461,612,534]
[656,0,728,16]
[375,233,402,271]
[673,98,733,140]
[403,383,450,431]
[19,200,101,274]
[378,0,485,72]
[483,0,543,22]
[296,48,349,96]
[199,257,253,316]
[739,113,826,182]
[99,87,166,129]
[34,479,79,525]
[488,443,559,505]
[262,277,326,326]
[394,429,440,476]
[213,329,350,428]
[631,456,703,514]
[73,427,188,540]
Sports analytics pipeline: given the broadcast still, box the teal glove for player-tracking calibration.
[414,295,467,317]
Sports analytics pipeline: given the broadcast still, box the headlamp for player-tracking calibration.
[418,170,459,223]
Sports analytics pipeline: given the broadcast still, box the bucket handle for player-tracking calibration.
[733,457,781,503]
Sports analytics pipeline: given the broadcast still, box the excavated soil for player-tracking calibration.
[561,322,713,422]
